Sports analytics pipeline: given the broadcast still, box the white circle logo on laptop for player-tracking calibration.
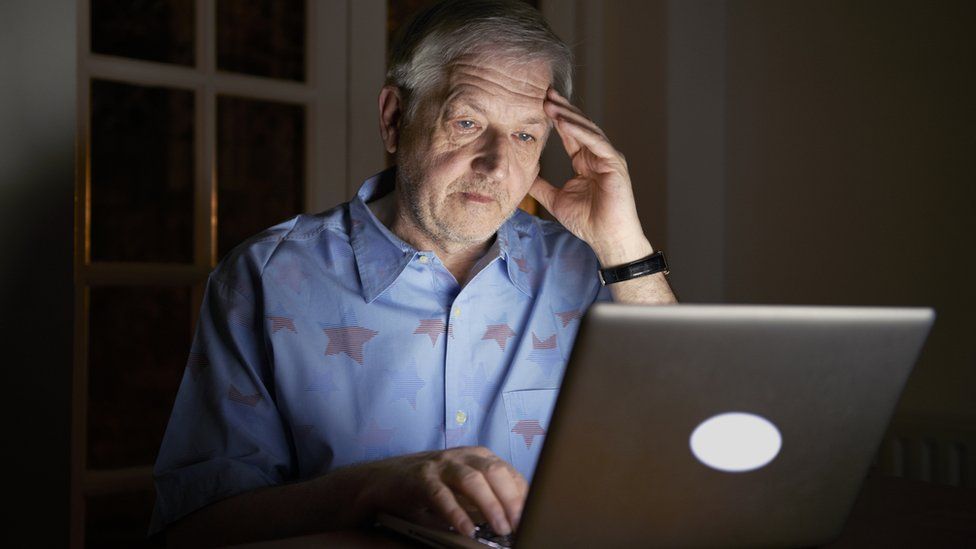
[690,412,782,473]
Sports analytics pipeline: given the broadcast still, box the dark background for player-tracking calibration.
[2,0,973,546]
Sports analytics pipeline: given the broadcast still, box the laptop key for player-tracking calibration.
[473,522,514,548]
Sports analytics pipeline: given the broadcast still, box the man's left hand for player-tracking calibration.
[530,88,653,268]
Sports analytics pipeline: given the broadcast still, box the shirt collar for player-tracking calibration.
[349,167,537,302]
[496,213,535,298]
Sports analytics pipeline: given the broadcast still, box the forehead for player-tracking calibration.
[440,55,550,116]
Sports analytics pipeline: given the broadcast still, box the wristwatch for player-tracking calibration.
[598,251,669,285]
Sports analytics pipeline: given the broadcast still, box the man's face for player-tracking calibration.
[396,55,552,247]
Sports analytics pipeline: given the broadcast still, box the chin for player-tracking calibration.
[437,216,504,244]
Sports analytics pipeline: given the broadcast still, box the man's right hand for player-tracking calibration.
[165,445,527,547]
[356,446,528,537]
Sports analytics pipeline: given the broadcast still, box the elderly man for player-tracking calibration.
[152,0,675,545]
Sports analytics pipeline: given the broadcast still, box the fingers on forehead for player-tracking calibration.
[553,107,606,138]
[559,118,619,159]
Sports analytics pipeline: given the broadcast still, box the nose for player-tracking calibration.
[470,128,510,181]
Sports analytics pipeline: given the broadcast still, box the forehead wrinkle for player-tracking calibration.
[442,87,548,130]
[449,60,549,100]
[442,89,488,116]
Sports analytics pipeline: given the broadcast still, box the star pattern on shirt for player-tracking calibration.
[482,324,516,350]
[228,384,262,407]
[413,318,447,346]
[555,309,583,328]
[268,315,298,334]
[532,332,557,349]
[390,361,426,410]
[187,352,209,381]
[528,331,562,378]
[154,174,612,530]
[461,363,493,411]
[511,419,546,448]
[358,419,395,460]
[323,324,378,365]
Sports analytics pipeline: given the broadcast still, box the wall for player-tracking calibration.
[597,1,975,423]
[723,0,975,422]
[0,0,75,545]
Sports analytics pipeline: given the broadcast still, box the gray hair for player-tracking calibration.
[387,0,573,123]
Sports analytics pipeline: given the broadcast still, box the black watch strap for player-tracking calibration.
[599,251,669,285]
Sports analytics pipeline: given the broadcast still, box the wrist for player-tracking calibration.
[322,460,384,527]
[591,235,654,268]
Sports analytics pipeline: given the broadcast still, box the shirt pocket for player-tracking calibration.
[502,388,559,481]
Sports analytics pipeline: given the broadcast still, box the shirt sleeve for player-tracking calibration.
[150,265,293,535]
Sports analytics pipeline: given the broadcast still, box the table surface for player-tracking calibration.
[233,474,976,548]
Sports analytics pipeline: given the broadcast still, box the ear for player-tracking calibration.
[378,85,403,154]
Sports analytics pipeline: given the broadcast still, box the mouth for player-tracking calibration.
[459,192,494,204]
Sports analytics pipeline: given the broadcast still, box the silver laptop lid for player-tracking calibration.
[517,304,934,548]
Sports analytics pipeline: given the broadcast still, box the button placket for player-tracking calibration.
[444,295,462,444]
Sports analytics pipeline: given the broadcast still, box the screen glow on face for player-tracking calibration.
[689,412,782,473]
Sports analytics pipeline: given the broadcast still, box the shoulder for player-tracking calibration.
[508,209,598,261]
[210,202,352,292]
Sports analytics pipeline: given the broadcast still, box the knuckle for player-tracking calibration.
[471,445,494,457]
[482,458,508,476]
[457,467,484,487]
[449,508,470,527]
[425,480,451,502]
[419,460,438,479]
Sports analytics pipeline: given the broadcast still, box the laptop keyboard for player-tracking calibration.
[473,522,514,548]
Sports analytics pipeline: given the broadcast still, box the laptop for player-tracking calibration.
[378,303,935,547]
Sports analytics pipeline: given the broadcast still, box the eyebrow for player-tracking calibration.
[444,94,549,128]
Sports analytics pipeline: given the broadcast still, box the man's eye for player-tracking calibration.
[516,132,536,143]
[456,120,477,130]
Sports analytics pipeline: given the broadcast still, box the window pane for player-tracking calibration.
[88,286,192,469]
[217,0,306,81]
[90,79,195,263]
[217,95,305,257]
[91,0,195,66]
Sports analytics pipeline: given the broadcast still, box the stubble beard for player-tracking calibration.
[397,156,514,250]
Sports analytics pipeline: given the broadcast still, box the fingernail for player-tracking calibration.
[495,516,512,535]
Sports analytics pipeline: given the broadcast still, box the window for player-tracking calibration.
[73,1,361,544]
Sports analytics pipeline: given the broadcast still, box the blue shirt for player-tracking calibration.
[150,168,609,533]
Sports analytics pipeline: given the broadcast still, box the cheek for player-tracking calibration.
[425,146,476,182]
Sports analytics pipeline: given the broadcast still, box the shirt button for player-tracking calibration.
[419,255,430,264]
[455,410,468,425]
[452,307,461,318]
